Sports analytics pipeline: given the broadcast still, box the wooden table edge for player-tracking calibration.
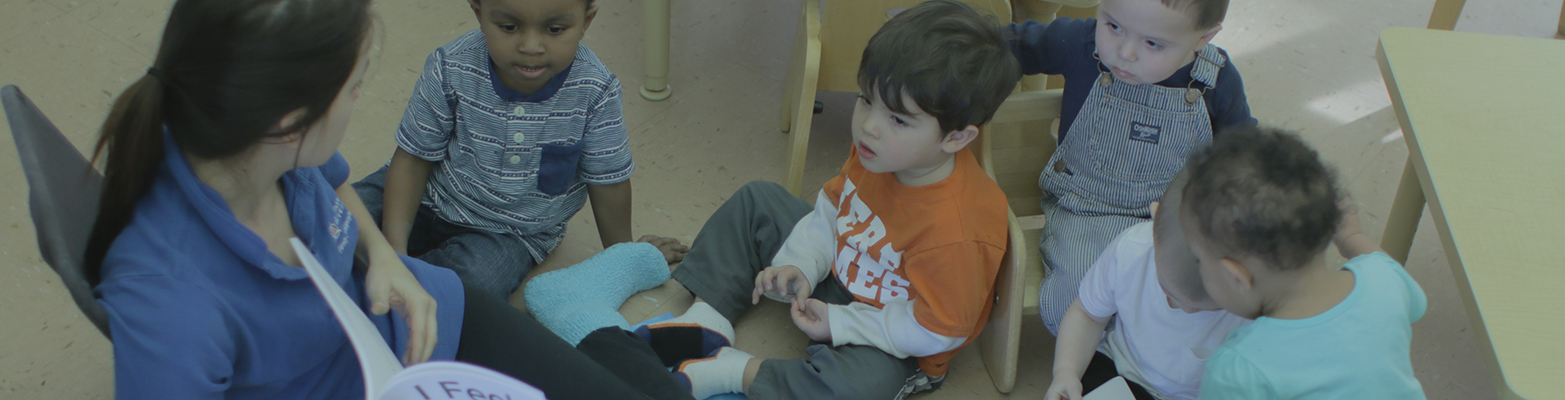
[1374,27,1535,400]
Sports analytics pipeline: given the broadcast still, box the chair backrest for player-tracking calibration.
[975,89,1063,216]
[2,85,111,339]
[972,88,1064,392]
[816,0,1014,92]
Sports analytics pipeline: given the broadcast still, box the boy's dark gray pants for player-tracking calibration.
[670,181,931,400]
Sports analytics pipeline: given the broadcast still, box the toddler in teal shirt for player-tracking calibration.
[1178,126,1427,399]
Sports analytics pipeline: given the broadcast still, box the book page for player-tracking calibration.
[1084,376,1136,400]
[291,238,404,398]
[380,362,545,400]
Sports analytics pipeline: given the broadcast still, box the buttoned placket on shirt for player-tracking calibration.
[505,104,532,168]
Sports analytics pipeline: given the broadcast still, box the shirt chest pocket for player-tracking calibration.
[536,141,584,197]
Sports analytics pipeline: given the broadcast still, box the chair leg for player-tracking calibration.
[785,87,817,197]
[1426,0,1468,30]
[784,0,822,197]
[1557,3,1564,37]
[780,33,803,134]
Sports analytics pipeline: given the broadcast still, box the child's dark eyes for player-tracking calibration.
[1145,40,1161,49]
[1105,21,1120,32]
[498,23,519,32]
[858,95,910,126]
[548,26,568,34]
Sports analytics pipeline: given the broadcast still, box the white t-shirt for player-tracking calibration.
[1077,222,1249,400]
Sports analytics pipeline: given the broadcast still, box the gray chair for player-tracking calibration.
[2,85,111,339]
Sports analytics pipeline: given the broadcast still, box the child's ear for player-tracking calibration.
[582,5,599,30]
[1196,24,1222,46]
[272,108,308,140]
[940,125,981,153]
[468,0,482,18]
[1218,256,1253,295]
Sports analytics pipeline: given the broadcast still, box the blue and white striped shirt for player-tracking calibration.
[397,30,633,263]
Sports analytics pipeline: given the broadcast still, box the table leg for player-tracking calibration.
[1426,0,1468,30]
[640,0,672,101]
[1381,157,1426,264]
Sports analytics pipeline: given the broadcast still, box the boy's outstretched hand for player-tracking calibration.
[790,298,832,342]
[751,265,811,305]
[636,235,688,264]
[1043,374,1084,400]
[1333,197,1364,244]
[1332,195,1383,259]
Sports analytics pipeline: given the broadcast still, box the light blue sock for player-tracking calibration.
[525,242,671,345]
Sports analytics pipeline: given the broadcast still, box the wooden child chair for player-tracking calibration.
[777,0,1013,197]
[970,88,1064,394]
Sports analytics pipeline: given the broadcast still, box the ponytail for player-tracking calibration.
[83,0,373,286]
[84,71,169,286]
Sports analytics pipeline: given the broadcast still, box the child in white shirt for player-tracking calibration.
[1045,171,1246,400]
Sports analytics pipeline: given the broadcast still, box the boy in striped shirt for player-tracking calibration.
[354,0,684,300]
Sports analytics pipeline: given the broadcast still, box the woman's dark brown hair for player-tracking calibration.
[85,0,372,285]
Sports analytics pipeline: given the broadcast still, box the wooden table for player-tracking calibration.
[1376,27,1565,400]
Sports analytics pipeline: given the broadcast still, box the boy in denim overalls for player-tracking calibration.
[1004,0,1256,334]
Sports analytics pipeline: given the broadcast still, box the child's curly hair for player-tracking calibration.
[1183,125,1342,271]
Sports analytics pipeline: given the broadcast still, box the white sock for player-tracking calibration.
[675,347,752,398]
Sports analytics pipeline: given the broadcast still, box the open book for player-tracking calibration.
[291,238,545,400]
[1084,377,1136,400]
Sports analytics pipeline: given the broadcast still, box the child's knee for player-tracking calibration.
[738,180,788,198]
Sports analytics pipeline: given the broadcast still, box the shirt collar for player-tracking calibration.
[161,129,309,280]
[489,61,574,103]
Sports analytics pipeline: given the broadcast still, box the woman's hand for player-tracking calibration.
[335,183,439,366]
[365,254,438,366]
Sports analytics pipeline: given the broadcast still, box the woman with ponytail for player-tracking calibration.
[88,0,690,398]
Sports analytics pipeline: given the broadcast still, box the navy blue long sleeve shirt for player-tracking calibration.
[1005,18,1257,142]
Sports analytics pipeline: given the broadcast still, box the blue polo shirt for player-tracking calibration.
[95,134,465,400]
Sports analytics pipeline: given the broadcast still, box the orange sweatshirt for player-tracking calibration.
[770,146,1008,377]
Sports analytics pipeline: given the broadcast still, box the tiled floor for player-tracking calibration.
[2,0,1560,398]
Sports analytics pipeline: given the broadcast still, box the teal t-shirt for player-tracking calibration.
[1198,252,1427,399]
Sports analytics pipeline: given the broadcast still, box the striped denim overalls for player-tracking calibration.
[1037,44,1227,334]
